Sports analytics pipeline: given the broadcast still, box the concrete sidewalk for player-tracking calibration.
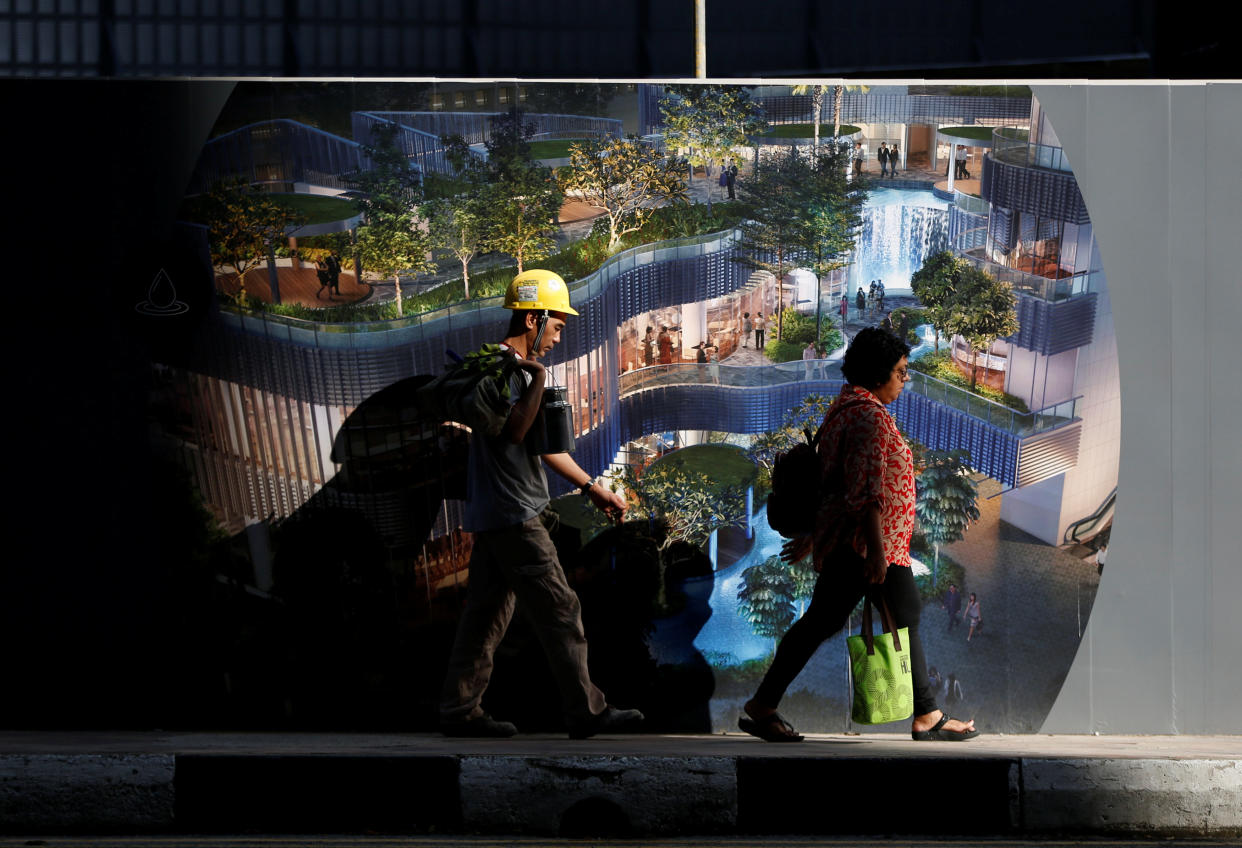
[2,730,1239,837]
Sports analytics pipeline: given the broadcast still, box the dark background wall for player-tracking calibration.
[0,0,1232,79]
[0,4,1238,730]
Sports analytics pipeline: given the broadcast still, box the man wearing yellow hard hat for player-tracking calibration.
[439,269,643,739]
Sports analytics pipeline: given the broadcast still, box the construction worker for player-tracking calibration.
[439,269,643,739]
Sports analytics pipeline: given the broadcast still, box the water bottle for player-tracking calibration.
[527,386,576,455]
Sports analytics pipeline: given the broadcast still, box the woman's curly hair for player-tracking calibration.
[841,326,912,389]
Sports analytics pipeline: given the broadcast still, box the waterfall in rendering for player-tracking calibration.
[852,188,950,291]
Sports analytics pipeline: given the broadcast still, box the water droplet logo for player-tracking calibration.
[135,268,189,316]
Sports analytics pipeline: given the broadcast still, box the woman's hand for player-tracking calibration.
[780,535,812,564]
[864,547,888,584]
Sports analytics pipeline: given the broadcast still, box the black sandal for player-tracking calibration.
[738,711,804,742]
[911,713,979,741]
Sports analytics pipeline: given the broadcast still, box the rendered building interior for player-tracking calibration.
[141,82,1121,732]
[2,9,1236,735]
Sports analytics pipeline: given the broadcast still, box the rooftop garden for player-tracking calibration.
[938,125,998,142]
[528,139,585,159]
[180,192,360,228]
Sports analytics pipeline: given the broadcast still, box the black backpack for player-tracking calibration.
[766,422,828,538]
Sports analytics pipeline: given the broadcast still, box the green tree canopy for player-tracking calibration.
[425,193,487,299]
[476,109,564,273]
[915,449,980,587]
[351,122,432,314]
[943,265,1020,390]
[658,85,766,179]
[909,250,964,352]
[199,178,307,304]
[560,135,689,252]
[736,147,867,341]
[737,554,798,644]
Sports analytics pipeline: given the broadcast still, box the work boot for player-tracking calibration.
[440,713,517,738]
[568,705,645,740]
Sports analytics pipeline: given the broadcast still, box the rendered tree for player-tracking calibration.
[910,250,964,352]
[800,146,868,336]
[734,147,811,342]
[943,265,1020,390]
[616,459,747,553]
[737,554,798,648]
[560,135,689,252]
[790,83,829,151]
[480,177,561,274]
[658,85,766,187]
[829,84,870,139]
[476,109,564,273]
[915,449,980,588]
[425,194,487,299]
[200,179,306,304]
[351,122,430,315]
[613,458,747,608]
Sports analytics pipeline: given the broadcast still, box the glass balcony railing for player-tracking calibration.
[905,369,1079,438]
[990,127,1073,173]
[219,227,743,347]
[618,361,1079,439]
[953,227,1096,302]
[618,360,838,395]
[954,191,990,216]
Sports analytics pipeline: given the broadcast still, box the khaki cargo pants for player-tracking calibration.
[439,514,607,725]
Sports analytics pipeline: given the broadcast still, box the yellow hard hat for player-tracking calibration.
[503,269,578,316]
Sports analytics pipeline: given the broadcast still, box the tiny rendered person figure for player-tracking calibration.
[964,592,982,641]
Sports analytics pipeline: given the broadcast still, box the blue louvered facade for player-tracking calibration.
[981,154,1090,225]
[1008,292,1099,356]
[182,214,1079,527]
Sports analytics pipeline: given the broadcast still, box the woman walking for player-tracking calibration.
[965,593,982,641]
[737,328,979,742]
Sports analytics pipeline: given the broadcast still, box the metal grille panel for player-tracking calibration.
[982,154,1090,225]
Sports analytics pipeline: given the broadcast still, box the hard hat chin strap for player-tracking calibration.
[531,309,550,354]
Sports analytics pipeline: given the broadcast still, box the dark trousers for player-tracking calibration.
[755,329,765,349]
[754,549,939,717]
[440,515,606,724]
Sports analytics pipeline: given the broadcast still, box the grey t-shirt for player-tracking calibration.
[462,368,549,532]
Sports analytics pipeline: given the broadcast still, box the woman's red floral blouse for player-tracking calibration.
[813,384,916,569]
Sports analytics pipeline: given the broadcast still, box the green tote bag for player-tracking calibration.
[846,594,914,725]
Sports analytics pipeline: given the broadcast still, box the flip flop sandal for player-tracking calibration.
[911,713,980,741]
[738,711,804,742]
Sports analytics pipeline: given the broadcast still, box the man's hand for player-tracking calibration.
[514,357,546,379]
[587,483,628,524]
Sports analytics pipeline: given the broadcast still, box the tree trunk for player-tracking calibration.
[812,89,822,153]
[266,240,281,305]
[393,272,403,315]
[776,250,785,342]
[933,543,941,590]
[970,347,979,390]
[461,258,471,300]
[833,86,844,138]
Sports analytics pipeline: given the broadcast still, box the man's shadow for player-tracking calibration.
[211,374,717,732]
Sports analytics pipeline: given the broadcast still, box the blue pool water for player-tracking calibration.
[648,501,933,667]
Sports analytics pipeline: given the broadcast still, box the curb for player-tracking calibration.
[4,752,1240,837]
